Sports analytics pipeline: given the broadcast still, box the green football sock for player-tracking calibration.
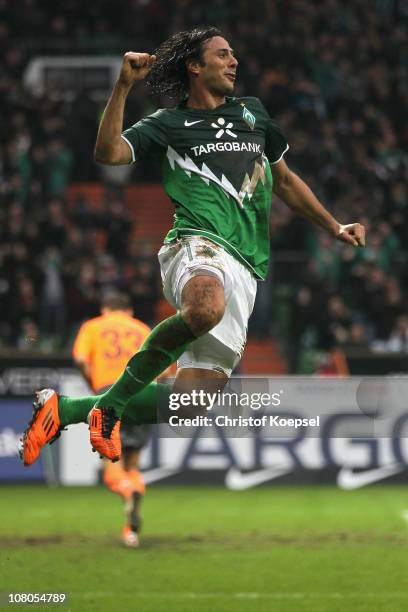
[94,313,195,416]
[59,395,96,428]
[122,382,172,425]
[58,382,171,428]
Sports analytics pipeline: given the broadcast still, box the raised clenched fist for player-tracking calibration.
[336,223,366,247]
[118,52,157,88]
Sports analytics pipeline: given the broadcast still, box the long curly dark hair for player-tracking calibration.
[147,27,222,99]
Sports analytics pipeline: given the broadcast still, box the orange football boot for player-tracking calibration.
[122,525,139,548]
[20,389,61,466]
[89,407,121,462]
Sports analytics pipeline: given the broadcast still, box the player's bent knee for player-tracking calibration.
[181,275,225,335]
[182,303,224,336]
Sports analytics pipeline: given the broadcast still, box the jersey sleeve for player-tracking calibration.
[121,109,168,163]
[253,99,289,164]
[264,118,289,164]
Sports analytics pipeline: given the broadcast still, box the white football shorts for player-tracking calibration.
[158,235,257,376]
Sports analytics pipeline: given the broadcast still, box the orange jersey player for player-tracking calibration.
[72,298,151,393]
[73,292,151,548]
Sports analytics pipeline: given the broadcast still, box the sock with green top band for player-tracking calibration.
[94,313,195,416]
[58,395,96,428]
[58,382,172,428]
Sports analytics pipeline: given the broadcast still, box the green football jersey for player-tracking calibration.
[122,96,288,279]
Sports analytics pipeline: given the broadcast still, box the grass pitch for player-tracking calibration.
[1,484,408,611]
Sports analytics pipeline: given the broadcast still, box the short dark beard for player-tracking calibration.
[208,80,234,99]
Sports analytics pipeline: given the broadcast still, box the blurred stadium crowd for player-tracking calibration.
[0,0,407,369]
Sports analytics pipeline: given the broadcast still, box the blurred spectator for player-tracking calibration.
[9,277,40,343]
[65,258,100,332]
[288,285,318,372]
[40,199,67,246]
[123,240,160,327]
[47,138,73,198]
[17,317,41,351]
[346,322,370,350]
[318,295,353,349]
[40,247,66,346]
[372,316,408,353]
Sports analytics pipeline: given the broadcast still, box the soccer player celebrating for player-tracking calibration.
[21,27,365,466]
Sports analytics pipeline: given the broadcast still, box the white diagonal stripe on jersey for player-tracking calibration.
[166,146,243,208]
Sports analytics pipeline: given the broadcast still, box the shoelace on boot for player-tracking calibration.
[101,408,119,438]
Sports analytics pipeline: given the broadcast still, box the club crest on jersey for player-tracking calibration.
[242,106,256,130]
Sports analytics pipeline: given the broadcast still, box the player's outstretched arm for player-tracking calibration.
[94,52,156,165]
[271,159,365,247]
